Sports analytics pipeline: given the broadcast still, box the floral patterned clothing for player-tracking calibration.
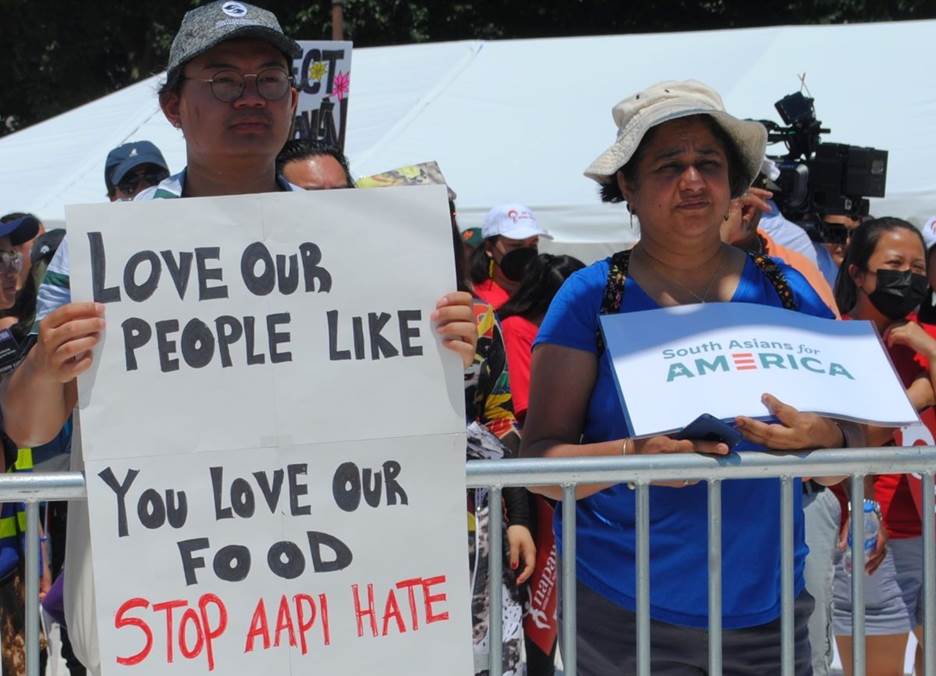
[465,300,528,676]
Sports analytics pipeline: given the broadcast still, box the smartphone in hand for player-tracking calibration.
[670,413,742,449]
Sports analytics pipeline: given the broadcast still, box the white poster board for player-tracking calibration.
[66,186,472,675]
[291,40,352,149]
[600,302,919,438]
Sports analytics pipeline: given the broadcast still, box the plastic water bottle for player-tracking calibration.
[844,499,880,575]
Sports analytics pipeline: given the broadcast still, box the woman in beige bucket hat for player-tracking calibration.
[520,80,858,674]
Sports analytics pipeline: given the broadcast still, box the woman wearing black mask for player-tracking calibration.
[469,204,552,309]
[832,217,936,676]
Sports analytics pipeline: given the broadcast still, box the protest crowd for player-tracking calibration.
[0,2,934,676]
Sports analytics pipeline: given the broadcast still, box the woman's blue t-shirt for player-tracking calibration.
[535,255,836,629]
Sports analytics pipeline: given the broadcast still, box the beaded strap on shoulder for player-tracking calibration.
[596,249,632,354]
[749,251,798,311]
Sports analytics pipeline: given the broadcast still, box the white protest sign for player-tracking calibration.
[66,186,472,675]
[291,41,352,149]
[600,302,919,438]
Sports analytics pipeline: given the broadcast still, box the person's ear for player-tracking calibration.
[161,92,182,129]
[616,171,637,212]
[848,263,866,289]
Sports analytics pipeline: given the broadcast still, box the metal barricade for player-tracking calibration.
[466,447,936,676]
[0,473,86,676]
[1,448,935,676]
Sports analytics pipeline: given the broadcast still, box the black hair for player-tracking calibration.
[158,66,185,103]
[469,237,498,285]
[449,199,470,294]
[599,114,749,204]
[833,217,926,314]
[275,138,355,188]
[498,254,585,322]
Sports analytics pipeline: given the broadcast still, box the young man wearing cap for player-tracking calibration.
[104,141,170,202]
[0,3,476,673]
[468,203,552,308]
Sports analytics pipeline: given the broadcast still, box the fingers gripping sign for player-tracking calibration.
[431,292,477,369]
[37,302,107,383]
[735,393,845,450]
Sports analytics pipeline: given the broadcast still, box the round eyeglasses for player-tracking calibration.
[186,69,293,103]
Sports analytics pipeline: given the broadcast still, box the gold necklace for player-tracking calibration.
[636,246,727,304]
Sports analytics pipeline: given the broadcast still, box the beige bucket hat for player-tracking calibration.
[584,80,767,192]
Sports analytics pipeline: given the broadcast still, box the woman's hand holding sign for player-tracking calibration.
[735,393,846,450]
[735,394,855,486]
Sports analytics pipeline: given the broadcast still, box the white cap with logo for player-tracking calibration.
[922,216,936,252]
[481,204,552,241]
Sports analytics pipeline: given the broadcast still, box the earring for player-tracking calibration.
[488,257,495,279]
[723,213,730,222]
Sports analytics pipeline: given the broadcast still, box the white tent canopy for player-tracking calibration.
[2,19,934,255]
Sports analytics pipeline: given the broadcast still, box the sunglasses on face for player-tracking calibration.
[0,251,23,275]
[185,68,293,103]
[116,170,169,195]
[823,224,850,245]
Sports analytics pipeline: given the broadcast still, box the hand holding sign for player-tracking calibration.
[735,393,848,451]
[431,292,477,369]
[36,301,106,382]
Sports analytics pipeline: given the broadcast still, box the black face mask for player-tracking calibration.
[866,268,929,321]
[499,247,537,282]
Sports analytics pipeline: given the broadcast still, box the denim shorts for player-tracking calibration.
[832,536,923,635]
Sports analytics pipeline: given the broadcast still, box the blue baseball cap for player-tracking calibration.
[105,141,169,192]
[0,214,40,246]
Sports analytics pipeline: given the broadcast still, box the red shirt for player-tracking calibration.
[875,318,936,538]
[473,279,510,309]
[500,316,539,421]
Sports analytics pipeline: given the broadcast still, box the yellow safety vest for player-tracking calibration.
[0,447,33,539]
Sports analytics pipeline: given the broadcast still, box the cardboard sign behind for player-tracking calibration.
[291,41,352,149]
[600,302,919,437]
[66,186,471,675]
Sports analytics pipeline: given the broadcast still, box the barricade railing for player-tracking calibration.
[0,472,86,676]
[1,448,935,676]
[466,446,936,676]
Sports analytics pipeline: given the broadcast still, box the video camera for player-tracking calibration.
[0,329,27,376]
[758,91,888,243]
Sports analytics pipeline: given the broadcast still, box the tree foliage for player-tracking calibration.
[1,0,934,137]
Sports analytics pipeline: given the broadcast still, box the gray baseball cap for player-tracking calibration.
[167,1,301,73]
